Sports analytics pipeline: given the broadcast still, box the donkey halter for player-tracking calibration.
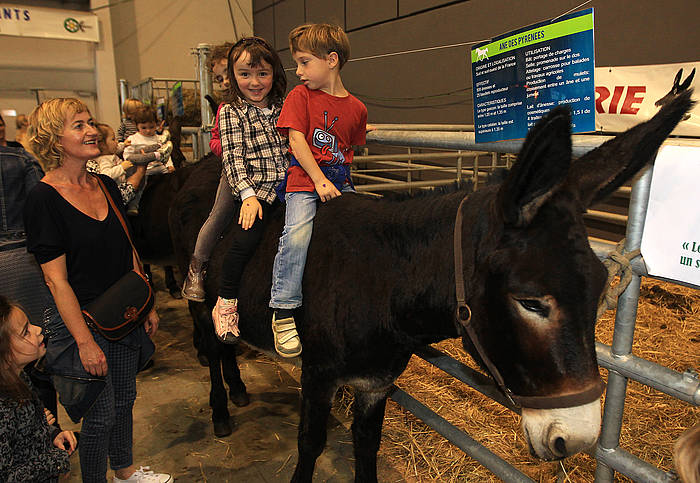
[453,195,604,410]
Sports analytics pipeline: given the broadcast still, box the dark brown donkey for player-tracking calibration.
[169,90,693,482]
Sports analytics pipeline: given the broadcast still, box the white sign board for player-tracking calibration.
[641,145,700,286]
[595,62,700,137]
[0,4,99,42]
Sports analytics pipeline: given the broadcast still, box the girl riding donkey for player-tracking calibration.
[190,37,289,342]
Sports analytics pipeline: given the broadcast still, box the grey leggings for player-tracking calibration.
[192,171,236,262]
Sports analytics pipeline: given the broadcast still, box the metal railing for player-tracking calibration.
[365,128,700,482]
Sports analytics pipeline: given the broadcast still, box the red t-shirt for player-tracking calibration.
[277,85,367,192]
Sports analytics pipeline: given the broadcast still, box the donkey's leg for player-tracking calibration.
[190,302,231,436]
[352,388,391,483]
[209,350,232,437]
[164,265,182,299]
[222,343,249,407]
[291,374,337,483]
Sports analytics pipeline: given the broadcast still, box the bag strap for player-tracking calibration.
[93,175,144,273]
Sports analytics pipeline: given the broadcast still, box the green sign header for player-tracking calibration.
[471,12,593,63]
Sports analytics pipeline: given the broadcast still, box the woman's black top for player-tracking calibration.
[24,174,133,306]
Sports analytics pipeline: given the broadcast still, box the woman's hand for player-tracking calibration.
[77,338,107,376]
[144,308,159,337]
[53,430,77,455]
[44,408,56,426]
[239,197,263,230]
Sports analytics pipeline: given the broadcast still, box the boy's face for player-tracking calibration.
[212,59,230,90]
[137,121,157,137]
[292,49,336,92]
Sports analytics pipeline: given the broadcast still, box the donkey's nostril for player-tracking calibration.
[553,436,567,456]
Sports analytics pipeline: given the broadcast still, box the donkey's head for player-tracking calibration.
[459,90,694,460]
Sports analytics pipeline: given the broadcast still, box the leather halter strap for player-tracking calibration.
[453,195,604,410]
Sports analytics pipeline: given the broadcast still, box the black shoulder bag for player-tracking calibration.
[81,176,154,341]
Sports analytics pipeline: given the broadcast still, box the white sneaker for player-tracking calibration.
[113,466,172,483]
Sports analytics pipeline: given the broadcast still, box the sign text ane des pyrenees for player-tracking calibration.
[471,9,595,143]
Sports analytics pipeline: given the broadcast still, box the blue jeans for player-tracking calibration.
[270,185,352,309]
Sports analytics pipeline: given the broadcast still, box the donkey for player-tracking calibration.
[655,67,695,121]
[169,90,693,482]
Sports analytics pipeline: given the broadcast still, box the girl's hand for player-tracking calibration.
[77,338,107,376]
[239,197,263,230]
[44,408,56,426]
[53,430,77,455]
[315,178,341,202]
[144,308,159,337]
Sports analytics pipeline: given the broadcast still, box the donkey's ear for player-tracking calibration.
[499,106,572,227]
[568,89,694,208]
[679,68,695,91]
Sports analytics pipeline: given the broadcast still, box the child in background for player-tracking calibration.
[209,36,289,343]
[15,114,29,149]
[91,123,152,204]
[269,23,367,357]
[117,98,144,142]
[123,107,174,215]
[0,295,76,482]
[181,41,234,301]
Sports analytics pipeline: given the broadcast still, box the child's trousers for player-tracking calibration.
[269,184,353,309]
[218,199,276,299]
[193,172,235,263]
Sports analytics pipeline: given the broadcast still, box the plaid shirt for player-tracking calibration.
[220,102,289,203]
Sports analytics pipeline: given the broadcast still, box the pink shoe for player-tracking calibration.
[212,297,239,344]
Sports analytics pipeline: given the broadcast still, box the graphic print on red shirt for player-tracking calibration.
[277,85,367,192]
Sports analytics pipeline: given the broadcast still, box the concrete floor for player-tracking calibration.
[59,268,404,482]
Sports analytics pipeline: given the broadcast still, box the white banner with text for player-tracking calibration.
[0,4,99,42]
[595,62,699,136]
[641,145,700,286]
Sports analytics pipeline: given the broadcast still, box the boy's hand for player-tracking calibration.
[239,197,263,230]
[366,123,376,132]
[315,179,341,202]
[167,165,175,173]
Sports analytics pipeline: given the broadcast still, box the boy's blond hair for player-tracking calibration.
[122,98,144,119]
[289,23,350,69]
[27,98,90,171]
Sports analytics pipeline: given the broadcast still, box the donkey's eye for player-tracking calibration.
[517,299,550,317]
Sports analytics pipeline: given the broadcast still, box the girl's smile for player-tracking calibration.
[233,51,274,108]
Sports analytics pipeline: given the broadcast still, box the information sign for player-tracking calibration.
[641,145,700,287]
[471,9,595,143]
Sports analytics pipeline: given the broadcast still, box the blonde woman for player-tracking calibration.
[23,98,170,483]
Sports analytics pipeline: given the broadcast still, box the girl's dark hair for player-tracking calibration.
[0,295,32,402]
[225,37,287,108]
[132,107,157,125]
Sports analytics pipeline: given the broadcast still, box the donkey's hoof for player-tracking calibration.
[196,352,209,367]
[230,390,250,407]
[213,418,233,437]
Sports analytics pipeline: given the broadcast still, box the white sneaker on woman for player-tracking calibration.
[113,466,172,483]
